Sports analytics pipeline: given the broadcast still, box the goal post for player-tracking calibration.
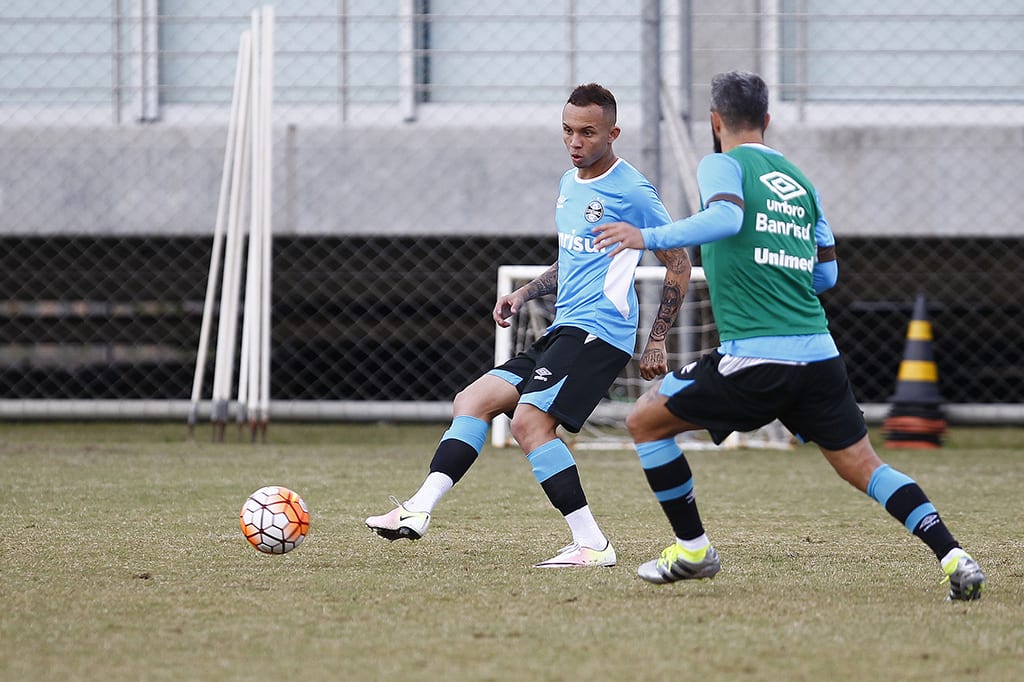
[491,264,793,451]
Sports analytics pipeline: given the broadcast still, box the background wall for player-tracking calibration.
[1,1,1021,417]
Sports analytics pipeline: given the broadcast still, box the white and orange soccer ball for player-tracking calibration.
[239,486,310,554]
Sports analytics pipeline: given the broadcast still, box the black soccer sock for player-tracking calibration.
[427,415,489,484]
[636,439,705,541]
[527,439,587,515]
[867,464,959,560]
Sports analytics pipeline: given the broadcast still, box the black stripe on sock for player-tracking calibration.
[883,483,928,525]
[642,455,694,496]
[428,439,479,484]
[539,466,588,516]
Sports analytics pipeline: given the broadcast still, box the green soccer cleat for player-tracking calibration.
[942,550,985,601]
[637,541,721,584]
[365,496,430,541]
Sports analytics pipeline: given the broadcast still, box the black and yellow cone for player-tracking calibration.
[883,293,946,449]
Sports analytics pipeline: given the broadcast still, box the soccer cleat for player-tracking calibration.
[365,496,430,541]
[637,541,721,584]
[533,541,617,568]
[942,551,985,601]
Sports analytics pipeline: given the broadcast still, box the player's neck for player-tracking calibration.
[578,152,618,180]
[720,130,765,152]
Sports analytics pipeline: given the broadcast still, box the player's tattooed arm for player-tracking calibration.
[639,248,692,380]
[523,262,558,300]
[493,262,558,328]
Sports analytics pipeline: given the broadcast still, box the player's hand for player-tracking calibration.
[638,339,668,380]
[593,221,646,257]
[493,292,524,327]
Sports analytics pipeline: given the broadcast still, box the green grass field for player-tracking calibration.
[1,422,1021,681]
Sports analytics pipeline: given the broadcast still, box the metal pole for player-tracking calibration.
[337,0,347,123]
[112,0,122,124]
[641,0,661,188]
[399,0,416,121]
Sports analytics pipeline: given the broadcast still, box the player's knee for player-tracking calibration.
[624,407,651,441]
[451,387,477,415]
[509,413,544,451]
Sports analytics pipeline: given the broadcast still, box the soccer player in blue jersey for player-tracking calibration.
[593,71,985,600]
[366,83,692,568]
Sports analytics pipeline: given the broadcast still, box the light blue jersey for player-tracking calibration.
[551,158,671,354]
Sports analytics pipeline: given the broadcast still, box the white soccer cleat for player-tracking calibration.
[365,496,430,541]
[533,541,617,568]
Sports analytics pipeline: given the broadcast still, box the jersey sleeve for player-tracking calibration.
[812,189,838,293]
[621,180,672,227]
[697,153,744,208]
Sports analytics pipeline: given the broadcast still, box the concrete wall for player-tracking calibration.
[2,121,1021,238]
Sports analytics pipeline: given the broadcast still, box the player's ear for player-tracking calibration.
[762,112,771,132]
[608,125,621,142]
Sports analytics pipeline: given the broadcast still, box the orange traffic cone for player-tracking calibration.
[883,294,946,448]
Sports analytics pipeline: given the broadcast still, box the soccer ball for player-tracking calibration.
[239,486,310,554]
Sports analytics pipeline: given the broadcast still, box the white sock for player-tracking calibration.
[404,472,454,513]
[565,506,608,549]
[676,533,710,552]
[940,547,967,569]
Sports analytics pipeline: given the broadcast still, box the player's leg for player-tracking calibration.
[626,380,721,584]
[365,372,520,541]
[820,435,985,600]
[795,357,985,600]
[629,353,787,584]
[515,328,626,568]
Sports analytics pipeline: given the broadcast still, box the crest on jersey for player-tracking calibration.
[584,200,604,223]
[759,171,806,201]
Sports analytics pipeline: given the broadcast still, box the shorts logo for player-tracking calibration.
[533,367,552,382]
[584,200,604,223]
[759,171,807,201]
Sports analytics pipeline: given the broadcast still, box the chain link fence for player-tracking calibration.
[1,1,1022,421]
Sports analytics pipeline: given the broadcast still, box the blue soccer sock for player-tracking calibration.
[527,438,587,516]
[637,438,705,541]
[867,464,959,560]
[427,415,489,484]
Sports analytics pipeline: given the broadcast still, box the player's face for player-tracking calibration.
[562,103,619,178]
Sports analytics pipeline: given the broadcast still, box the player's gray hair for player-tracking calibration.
[710,71,769,130]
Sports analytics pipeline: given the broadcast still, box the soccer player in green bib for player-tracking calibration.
[593,71,984,601]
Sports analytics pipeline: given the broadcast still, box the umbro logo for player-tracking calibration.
[533,367,552,382]
[759,171,807,201]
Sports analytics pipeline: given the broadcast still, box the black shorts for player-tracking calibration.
[660,351,867,450]
[490,325,631,433]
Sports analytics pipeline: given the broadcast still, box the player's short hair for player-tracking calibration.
[567,83,617,123]
[710,71,769,130]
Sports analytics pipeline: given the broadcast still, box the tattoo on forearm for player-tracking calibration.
[647,248,691,343]
[524,264,558,300]
[658,248,691,275]
[649,283,682,342]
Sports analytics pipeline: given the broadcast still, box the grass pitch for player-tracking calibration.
[1,422,1021,681]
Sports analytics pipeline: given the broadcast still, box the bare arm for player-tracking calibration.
[638,248,692,380]
[493,262,558,327]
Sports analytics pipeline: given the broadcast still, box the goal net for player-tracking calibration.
[491,264,793,451]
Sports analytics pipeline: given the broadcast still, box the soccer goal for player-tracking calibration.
[491,264,793,451]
